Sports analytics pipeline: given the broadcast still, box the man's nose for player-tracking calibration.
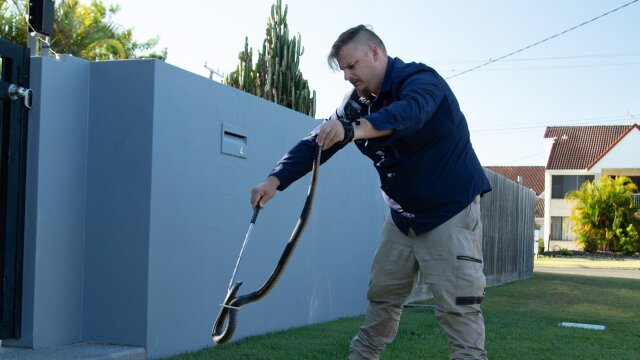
[343,70,351,82]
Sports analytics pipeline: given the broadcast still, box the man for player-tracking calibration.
[251,25,491,360]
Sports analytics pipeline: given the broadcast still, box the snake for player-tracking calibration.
[212,145,322,344]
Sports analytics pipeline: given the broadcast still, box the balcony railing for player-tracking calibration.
[634,193,640,207]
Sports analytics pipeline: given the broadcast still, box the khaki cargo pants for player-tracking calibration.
[349,196,487,360]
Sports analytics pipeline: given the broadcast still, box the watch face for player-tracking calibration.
[345,100,362,121]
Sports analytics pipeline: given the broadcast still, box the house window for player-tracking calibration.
[550,216,574,241]
[551,175,594,199]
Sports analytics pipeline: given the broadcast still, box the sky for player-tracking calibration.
[105,0,639,167]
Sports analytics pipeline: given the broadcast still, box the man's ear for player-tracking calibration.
[370,44,380,61]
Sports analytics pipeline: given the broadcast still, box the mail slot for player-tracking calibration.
[221,123,248,158]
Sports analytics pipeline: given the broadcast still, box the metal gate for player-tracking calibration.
[0,37,31,340]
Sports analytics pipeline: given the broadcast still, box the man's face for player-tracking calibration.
[337,42,380,97]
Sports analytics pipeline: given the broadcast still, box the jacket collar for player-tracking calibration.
[379,56,398,94]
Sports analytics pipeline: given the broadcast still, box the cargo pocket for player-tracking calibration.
[454,255,486,307]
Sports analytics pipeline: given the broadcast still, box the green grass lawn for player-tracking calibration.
[167,273,640,359]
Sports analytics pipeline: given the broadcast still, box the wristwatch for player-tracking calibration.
[337,118,355,145]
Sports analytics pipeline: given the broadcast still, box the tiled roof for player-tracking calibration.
[485,166,545,195]
[535,198,544,218]
[544,124,637,170]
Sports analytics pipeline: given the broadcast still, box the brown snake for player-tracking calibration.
[212,145,322,344]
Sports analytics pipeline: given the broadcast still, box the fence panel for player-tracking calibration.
[481,169,536,286]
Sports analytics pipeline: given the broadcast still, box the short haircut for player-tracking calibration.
[327,24,387,71]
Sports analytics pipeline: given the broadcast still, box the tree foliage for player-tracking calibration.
[567,176,640,255]
[0,0,167,60]
[225,0,316,117]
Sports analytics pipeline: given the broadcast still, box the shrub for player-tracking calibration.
[538,238,545,254]
[568,176,639,253]
[581,237,599,253]
[619,224,639,256]
[559,248,572,256]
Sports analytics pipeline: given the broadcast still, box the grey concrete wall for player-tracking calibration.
[145,62,386,357]
[82,60,156,346]
[14,56,387,358]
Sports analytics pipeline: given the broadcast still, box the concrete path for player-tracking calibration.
[0,342,145,360]
[534,266,640,280]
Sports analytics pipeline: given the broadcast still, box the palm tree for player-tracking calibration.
[51,0,125,59]
[0,0,27,44]
[0,0,166,60]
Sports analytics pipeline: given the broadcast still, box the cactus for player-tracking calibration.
[224,37,256,93]
[224,0,316,117]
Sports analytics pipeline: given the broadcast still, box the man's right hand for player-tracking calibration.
[251,176,280,208]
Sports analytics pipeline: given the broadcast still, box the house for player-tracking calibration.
[543,124,640,251]
[486,166,545,241]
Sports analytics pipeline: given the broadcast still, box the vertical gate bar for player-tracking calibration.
[0,37,28,340]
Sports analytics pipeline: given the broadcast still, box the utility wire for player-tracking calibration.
[477,61,640,72]
[496,151,546,166]
[445,0,640,80]
[430,51,640,65]
[471,113,637,133]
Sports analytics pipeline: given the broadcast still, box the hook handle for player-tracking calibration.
[250,205,260,224]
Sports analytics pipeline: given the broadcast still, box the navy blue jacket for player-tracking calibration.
[269,57,491,235]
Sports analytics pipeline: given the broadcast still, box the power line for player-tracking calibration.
[471,113,637,133]
[474,61,640,72]
[496,151,546,166]
[430,51,640,65]
[299,52,640,73]
[445,0,640,80]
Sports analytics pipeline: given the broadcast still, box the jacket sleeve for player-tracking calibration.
[364,70,444,139]
[268,125,345,191]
